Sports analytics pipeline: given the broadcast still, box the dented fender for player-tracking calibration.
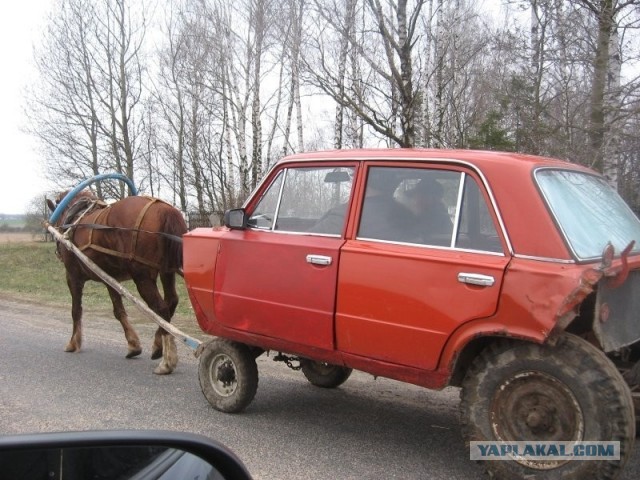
[556,242,640,352]
[439,243,640,372]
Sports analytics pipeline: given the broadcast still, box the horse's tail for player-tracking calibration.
[162,208,188,272]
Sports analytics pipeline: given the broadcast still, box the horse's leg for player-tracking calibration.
[65,272,85,353]
[161,271,179,317]
[134,276,178,373]
[154,334,178,375]
[106,286,142,358]
[151,331,163,360]
[151,272,179,360]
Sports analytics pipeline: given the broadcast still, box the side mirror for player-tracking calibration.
[0,430,252,480]
[224,208,247,229]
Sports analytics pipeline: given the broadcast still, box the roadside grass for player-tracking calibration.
[0,241,203,337]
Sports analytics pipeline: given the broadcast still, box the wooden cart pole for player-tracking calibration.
[46,223,202,352]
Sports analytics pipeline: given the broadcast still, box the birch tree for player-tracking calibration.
[306,0,425,147]
[574,0,640,185]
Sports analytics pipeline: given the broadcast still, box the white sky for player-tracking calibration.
[0,1,50,215]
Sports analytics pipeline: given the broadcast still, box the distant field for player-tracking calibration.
[0,233,40,243]
[0,214,27,229]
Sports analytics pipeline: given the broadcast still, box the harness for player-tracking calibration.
[58,196,178,271]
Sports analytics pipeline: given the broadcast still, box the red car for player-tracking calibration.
[183,149,640,480]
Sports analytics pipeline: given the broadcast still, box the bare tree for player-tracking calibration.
[31,0,640,217]
[422,0,493,148]
[306,0,425,147]
[572,0,640,186]
[28,0,149,200]
[154,3,189,210]
[92,0,147,197]
[27,0,104,195]
[280,0,306,155]
[333,0,358,149]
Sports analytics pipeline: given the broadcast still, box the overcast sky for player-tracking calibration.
[0,1,50,215]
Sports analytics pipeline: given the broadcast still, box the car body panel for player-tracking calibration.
[213,230,344,350]
[335,240,509,369]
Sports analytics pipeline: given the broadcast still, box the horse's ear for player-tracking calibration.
[46,198,56,213]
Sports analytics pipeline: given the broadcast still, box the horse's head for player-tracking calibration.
[47,189,102,261]
[47,191,66,214]
[47,189,97,212]
[47,190,98,224]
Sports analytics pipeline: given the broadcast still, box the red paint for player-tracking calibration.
[182,148,640,390]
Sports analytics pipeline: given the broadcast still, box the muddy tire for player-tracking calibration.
[460,333,635,480]
[300,359,352,388]
[198,338,258,413]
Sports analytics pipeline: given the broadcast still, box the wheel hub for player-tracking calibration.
[490,370,584,470]
[217,361,236,385]
[209,353,238,397]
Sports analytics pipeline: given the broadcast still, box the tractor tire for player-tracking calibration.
[460,333,635,480]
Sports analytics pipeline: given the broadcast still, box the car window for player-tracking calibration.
[357,167,416,242]
[456,175,502,253]
[248,166,355,235]
[248,170,284,229]
[357,166,502,253]
[536,169,640,260]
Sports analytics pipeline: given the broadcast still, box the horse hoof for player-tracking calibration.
[150,348,162,360]
[126,348,142,359]
[153,364,174,375]
[64,344,78,352]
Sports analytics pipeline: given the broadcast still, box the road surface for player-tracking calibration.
[1,294,638,479]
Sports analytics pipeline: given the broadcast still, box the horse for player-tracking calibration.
[46,189,188,375]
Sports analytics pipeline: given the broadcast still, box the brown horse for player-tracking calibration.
[47,190,188,374]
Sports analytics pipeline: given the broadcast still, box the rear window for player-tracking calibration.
[536,169,640,260]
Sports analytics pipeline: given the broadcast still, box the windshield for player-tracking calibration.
[536,169,640,260]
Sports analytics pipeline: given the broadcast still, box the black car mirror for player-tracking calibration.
[0,430,252,480]
[224,209,247,229]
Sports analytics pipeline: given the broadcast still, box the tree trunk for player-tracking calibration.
[588,0,615,173]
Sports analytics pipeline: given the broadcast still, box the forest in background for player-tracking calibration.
[26,0,640,219]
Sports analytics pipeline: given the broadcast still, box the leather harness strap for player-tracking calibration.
[83,206,111,252]
[71,196,165,271]
[131,197,158,256]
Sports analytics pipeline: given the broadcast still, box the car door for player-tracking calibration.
[213,164,356,351]
[336,164,510,370]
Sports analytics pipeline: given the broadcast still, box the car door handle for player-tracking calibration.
[306,254,332,266]
[457,272,495,287]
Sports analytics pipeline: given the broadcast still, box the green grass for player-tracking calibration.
[0,241,202,337]
[0,242,67,302]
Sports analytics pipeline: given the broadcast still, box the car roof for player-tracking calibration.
[279,148,592,173]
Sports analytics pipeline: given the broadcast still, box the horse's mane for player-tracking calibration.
[55,189,98,205]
